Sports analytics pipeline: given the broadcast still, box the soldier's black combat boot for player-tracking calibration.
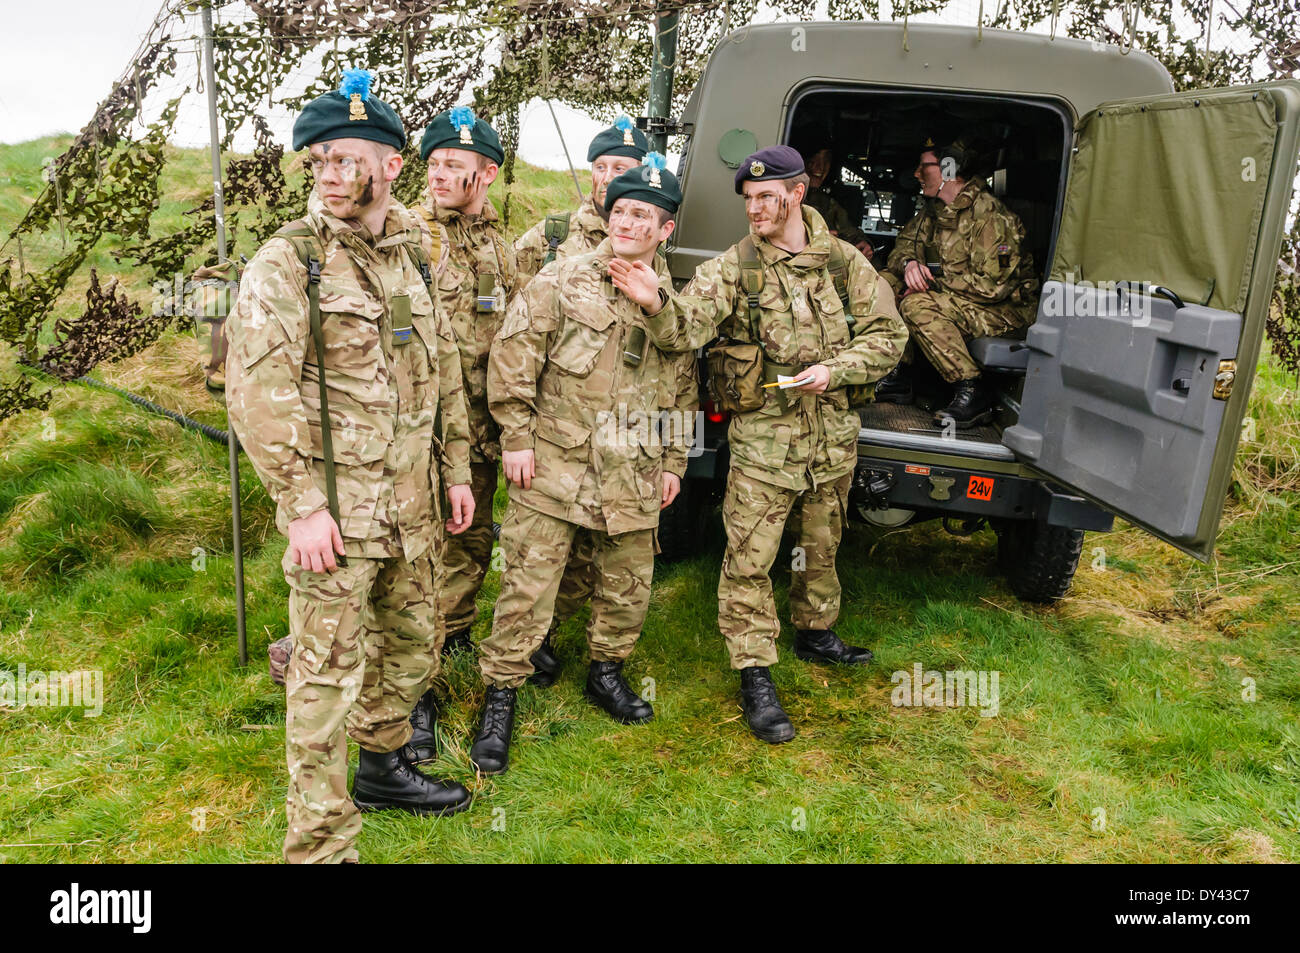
[934,377,994,430]
[739,667,796,744]
[351,747,471,817]
[441,628,474,657]
[873,364,914,405]
[402,688,439,764]
[469,686,516,775]
[527,633,562,688]
[584,660,653,724]
[795,628,875,666]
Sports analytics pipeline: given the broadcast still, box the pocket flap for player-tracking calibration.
[319,278,382,319]
[536,412,591,449]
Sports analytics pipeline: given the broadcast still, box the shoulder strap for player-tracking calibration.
[404,237,434,290]
[274,219,346,566]
[737,234,765,339]
[826,239,852,327]
[543,212,572,266]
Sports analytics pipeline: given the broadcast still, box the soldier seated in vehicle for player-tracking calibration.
[796,140,874,259]
[875,137,1039,428]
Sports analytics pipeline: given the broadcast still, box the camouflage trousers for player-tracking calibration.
[899,289,1028,383]
[718,468,851,669]
[282,548,440,864]
[440,461,595,642]
[479,503,654,688]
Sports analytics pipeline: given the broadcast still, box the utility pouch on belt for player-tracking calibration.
[706,340,766,414]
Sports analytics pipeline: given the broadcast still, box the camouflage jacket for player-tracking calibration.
[884,177,1038,311]
[513,194,608,284]
[226,190,472,562]
[487,239,698,535]
[805,187,868,247]
[414,195,518,464]
[644,206,906,492]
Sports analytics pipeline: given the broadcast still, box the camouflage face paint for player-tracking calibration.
[771,196,791,228]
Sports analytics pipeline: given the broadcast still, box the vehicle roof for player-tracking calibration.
[672,22,1175,274]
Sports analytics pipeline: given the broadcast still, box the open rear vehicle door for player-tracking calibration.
[1003,80,1300,560]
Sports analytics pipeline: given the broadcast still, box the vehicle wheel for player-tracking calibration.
[657,477,705,563]
[995,520,1084,604]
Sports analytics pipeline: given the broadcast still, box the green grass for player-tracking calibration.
[1,139,1298,862]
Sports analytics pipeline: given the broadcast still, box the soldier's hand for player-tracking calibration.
[792,364,831,394]
[607,258,663,312]
[446,484,475,535]
[503,448,535,490]
[288,508,345,574]
[904,259,935,293]
[661,472,681,509]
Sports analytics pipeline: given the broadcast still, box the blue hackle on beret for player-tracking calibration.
[339,69,372,101]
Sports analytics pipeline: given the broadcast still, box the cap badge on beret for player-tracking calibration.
[616,115,636,147]
[340,69,371,122]
[750,160,766,177]
[645,151,667,189]
[924,136,936,148]
[450,106,476,145]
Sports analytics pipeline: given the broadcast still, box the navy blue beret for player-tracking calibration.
[733,145,806,194]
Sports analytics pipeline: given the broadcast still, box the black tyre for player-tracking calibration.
[995,520,1085,604]
[657,477,705,562]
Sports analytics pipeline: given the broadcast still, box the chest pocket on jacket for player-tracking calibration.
[812,282,852,351]
[754,284,796,363]
[304,277,393,466]
[549,307,614,376]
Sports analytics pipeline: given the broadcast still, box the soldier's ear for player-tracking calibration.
[384,151,404,184]
[658,217,676,244]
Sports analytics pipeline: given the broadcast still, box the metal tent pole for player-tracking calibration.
[647,6,680,155]
[203,0,247,667]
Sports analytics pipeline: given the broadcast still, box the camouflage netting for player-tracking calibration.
[1,0,1298,421]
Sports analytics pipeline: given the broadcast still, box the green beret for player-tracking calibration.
[292,69,406,152]
[603,153,681,214]
[587,116,649,162]
[420,107,505,164]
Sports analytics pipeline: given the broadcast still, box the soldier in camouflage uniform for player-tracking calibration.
[468,159,697,775]
[411,108,519,668]
[508,117,651,686]
[875,138,1039,427]
[799,144,873,257]
[225,71,476,863]
[514,116,650,280]
[644,146,907,744]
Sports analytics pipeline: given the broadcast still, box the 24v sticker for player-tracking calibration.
[967,475,995,501]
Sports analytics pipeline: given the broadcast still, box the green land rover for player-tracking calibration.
[654,21,1300,602]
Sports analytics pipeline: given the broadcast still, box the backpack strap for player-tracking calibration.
[274,219,347,566]
[737,234,765,340]
[826,239,853,327]
[406,208,440,289]
[543,212,572,267]
[404,237,434,290]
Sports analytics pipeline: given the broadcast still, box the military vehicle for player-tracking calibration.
[653,21,1300,602]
